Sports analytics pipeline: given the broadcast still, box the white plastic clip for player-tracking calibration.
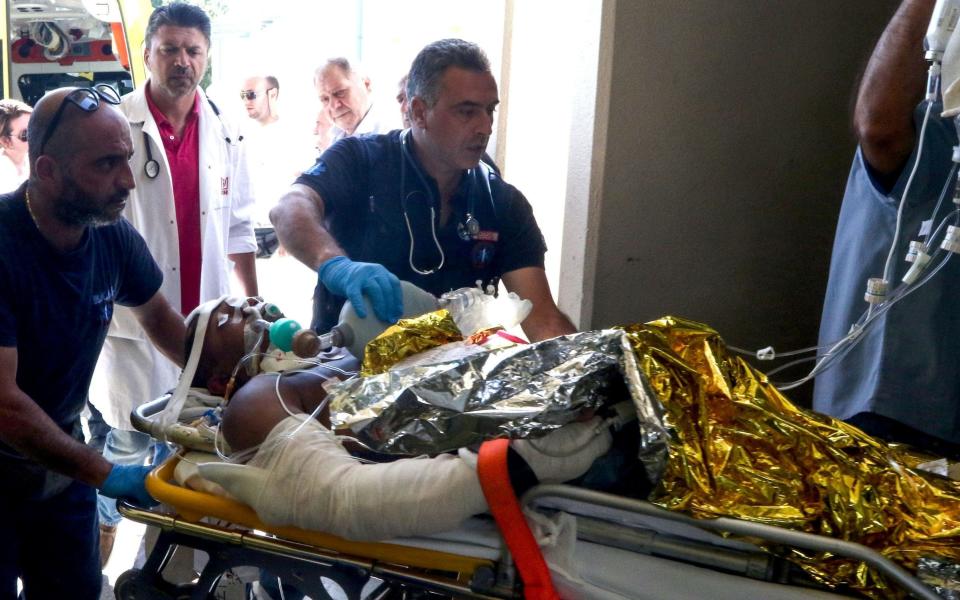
[902,247,932,284]
[756,346,776,361]
[942,225,960,254]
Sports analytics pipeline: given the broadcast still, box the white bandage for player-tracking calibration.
[511,417,613,483]
[198,416,488,541]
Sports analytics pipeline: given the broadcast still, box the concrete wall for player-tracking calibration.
[567,0,899,400]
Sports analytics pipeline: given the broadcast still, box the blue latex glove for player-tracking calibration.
[100,463,158,507]
[318,256,402,322]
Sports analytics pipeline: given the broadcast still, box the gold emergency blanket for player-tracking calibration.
[360,310,463,376]
[623,316,960,597]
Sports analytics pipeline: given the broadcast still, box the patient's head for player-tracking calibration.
[184,296,277,394]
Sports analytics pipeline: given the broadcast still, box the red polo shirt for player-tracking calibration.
[146,84,202,314]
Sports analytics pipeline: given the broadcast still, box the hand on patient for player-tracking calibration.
[319,256,402,323]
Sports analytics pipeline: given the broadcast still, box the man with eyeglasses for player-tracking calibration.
[315,57,399,143]
[87,1,257,566]
[238,74,317,334]
[0,98,32,193]
[239,74,314,259]
[0,86,186,599]
[240,75,278,126]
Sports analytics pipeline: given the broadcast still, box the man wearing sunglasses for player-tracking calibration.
[0,86,187,599]
[239,74,314,257]
[0,98,32,193]
[87,1,258,565]
[239,74,317,335]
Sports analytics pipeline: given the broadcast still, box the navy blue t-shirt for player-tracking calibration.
[0,185,162,496]
[296,130,547,332]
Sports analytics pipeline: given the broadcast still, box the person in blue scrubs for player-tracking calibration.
[270,39,576,342]
[814,0,960,458]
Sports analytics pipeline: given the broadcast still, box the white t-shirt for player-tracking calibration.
[243,117,317,227]
[0,152,28,194]
[329,101,401,144]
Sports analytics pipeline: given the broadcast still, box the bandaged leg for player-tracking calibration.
[199,417,489,541]
[511,417,613,483]
[199,416,612,541]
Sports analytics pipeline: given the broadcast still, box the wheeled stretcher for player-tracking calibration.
[116,396,941,600]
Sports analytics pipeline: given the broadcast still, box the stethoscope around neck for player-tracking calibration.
[399,129,485,276]
[140,96,240,180]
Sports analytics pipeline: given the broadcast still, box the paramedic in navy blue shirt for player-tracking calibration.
[0,87,186,599]
[271,39,576,341]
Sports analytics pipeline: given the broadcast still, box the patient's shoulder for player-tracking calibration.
[223,373,298,452]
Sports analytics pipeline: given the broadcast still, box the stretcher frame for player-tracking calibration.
[121,396,942,600]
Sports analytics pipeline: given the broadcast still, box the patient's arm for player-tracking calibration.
[221,370,327,453]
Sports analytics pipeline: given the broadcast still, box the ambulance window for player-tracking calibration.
[17,72,133,107]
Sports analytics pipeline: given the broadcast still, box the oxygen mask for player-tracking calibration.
[219,296,287,375]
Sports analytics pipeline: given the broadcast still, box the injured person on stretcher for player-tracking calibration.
[179,296,616,542]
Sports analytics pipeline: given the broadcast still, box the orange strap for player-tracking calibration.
[477,439,559,600]
[110,22,131,72]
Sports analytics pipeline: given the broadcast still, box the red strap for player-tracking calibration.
[477,439,559,600]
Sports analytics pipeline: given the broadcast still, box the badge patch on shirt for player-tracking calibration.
[91,288,116,325]
[471,241,496,270]
[306,160,327,176]
[221,177,229,195]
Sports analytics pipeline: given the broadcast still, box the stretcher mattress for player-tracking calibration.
[142,454,862,599]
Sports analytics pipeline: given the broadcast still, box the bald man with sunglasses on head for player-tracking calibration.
[0,85,185,599]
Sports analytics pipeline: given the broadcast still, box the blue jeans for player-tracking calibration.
[97,429,153,527]
[0,480,100,600]
[84,399,111,453]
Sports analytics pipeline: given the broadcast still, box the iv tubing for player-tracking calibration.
[882,97,935,284]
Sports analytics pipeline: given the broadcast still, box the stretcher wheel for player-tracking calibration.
[114,568,193,600]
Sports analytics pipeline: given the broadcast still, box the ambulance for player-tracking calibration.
[1,0,151,104]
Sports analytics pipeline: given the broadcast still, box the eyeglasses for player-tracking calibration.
[239,88,275,101]
[38,83,121,155]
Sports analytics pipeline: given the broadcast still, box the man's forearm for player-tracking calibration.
[0,389,112,487]
[522,305,577,343]
[230,251,258,297]
[856,0,935,176]
[501,266,576,342]
[270,185,347,272]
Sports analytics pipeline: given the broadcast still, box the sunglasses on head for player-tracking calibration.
[39,84,121,155]
[239,88,275,101]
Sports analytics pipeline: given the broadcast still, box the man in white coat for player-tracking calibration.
[89,1,257,564]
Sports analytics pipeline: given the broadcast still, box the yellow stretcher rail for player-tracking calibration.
[146,455,496,578]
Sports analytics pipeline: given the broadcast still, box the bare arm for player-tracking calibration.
[270,184,346,272]
[131,291,186,368]
[856,0,935,184]
[0,346,112,487]
[230,251,258,297]
[501,266,577,342]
